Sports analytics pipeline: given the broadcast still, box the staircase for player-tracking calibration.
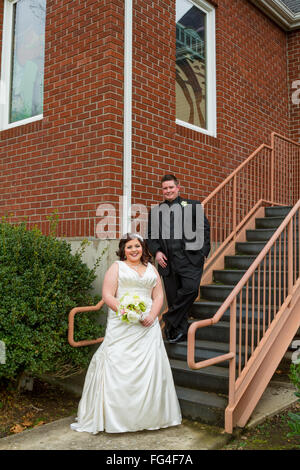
[165,204,299,428]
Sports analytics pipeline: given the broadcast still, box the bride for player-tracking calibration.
[70,233,182,434]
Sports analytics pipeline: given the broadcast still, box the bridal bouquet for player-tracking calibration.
[117,293,147,324]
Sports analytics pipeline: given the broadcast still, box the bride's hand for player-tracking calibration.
[141,313,155,327]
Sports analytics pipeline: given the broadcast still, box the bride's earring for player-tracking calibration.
[124,255,127,260]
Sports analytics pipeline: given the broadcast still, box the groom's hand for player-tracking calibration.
[141,313,155,327]
[156,251,168,269]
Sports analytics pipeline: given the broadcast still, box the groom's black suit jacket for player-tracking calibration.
[147,196,210,277]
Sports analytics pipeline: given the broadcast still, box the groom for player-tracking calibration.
[147,174,210,343]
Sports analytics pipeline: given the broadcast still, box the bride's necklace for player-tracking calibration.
[125,261,142,272]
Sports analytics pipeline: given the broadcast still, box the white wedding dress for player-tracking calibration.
[70,261,182,434]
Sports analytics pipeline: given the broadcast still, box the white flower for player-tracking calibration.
[181,201,188,207]
[127,310,141,323]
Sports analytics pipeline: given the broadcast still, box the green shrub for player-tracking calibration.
[287,362,300,437]
[0,218,105,386]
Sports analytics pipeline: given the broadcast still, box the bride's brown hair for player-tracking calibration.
[116,233,153,266]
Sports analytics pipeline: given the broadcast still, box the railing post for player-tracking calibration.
[228,299,237,409]
[288,219,293,295]
[271,133,275,204]
[233,174,237,239]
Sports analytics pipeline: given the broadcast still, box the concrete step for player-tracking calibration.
[167,339,294,385]
[235,241,298,255]
[255,216,287,229]
[224,254,297,270]
[191,300,272,322]
[170,358,229,394]
[165,339,249,368]
[213,269,288,286]
[264,206,292,218]
[255,219,298,232]
[188,319,263,343]
[200,284,286,303]
[246,228,298,242]
[225,255,257,269]
[175,385,227,427]
[246,228,277,242]
[191,300,226,318]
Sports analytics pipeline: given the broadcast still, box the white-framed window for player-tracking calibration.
[176,0,216,137]
[0,0,46,131]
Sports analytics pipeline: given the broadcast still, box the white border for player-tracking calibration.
[176,0,217,138]
[0,0,43,131]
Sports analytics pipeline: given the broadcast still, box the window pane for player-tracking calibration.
[9,0,46,124]
[176,0,206,129]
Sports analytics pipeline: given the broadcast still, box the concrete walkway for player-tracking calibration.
[0,381,297,450]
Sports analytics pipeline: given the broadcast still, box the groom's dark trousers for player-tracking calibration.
[162,250,204,334]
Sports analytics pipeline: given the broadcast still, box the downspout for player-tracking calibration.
[122,0,132,235]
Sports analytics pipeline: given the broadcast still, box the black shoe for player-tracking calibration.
[168,332,187,344]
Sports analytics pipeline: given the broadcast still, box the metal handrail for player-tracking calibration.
[202,132,300,208]
[188,198,300,369]
[201,132,300,267]
[187,131,300,432]
[190,131,300,367]
[202,144,272,207]
[68,299,105,347]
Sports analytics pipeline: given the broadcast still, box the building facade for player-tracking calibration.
[0,0,299,242]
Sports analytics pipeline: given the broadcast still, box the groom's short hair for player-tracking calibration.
[161,174,179,185]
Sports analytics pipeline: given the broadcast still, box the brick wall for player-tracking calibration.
[0,0,124,236]
[288,29,300,143]
[132,0,289,208]
[0,0,292,237]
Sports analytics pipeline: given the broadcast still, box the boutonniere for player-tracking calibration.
[181,201,188,207]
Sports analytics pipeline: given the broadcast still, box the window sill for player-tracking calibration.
[0,114,43,132]
[176,119,217,138]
